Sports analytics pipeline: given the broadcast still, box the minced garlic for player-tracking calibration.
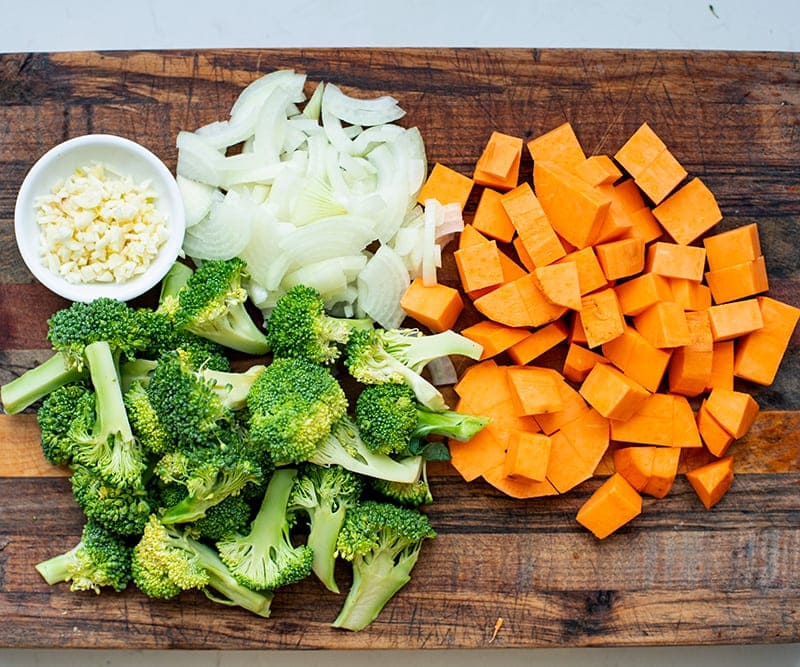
[35,162,169,284]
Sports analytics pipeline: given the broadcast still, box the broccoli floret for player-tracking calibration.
[37,383,93,466]
[216,468,313,591]
[158,260,194,305]
[266,285,372,364]
[333,500,436,631]
[35,519,132,593]
[154,433,264,526]
[146,350,236,445]
[124,381,175,455]
[289,464,363,593]
[1,298,148,415]
[344,328,481,412]
[309,416,424,485]
[191,494,253,541]
[67,341,146,488]
[355,383,489,456]
[135,307,232,372]
[160,258,269,355]
[70,464,152,537]
[369,463,433,507]
[247,357,348,466]
[132,515,273,617]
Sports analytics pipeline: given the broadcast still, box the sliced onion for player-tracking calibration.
[357,244,410,329]
[323,83,405,127]
[427,355,458,387]
[229,70,306,128]
[176,175,221,228]
[237,212,295,291]
[278,216,376,268]
[303,81,324,120]
[182,190,256,260]
[422,199,444,286]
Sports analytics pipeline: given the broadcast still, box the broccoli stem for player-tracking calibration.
[414,409,489,442]
[188,302,270,356]
[249,468,296,547]
[201,365,265,410]
[384,329,483,373]
[188,535,274,618]
[393,361,447,413]
[159,262,194,306]
[332,552,413,631]
[84,341,135,444]
[0,352,86,414]
[307,504,346,594]
[35,546,78,585]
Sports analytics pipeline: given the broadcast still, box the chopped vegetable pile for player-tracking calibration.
[416,121,799,539]
[0,263,484,629]
[4,68,800,630]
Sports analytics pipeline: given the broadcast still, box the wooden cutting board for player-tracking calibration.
[0,48,799,649]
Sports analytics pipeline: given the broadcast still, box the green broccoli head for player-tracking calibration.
[355,382,490,456]
[190,494,253,541]
[369,471,434,508]
[132,515,273,617]
[247,357,348,466]
[309,416,424,485]
[70,464,152,537]
[135,307,232,371]
[165,258,269,355]
[266,284,372,364]
[333,500,436,631]
[154,433,264,526]
[216,468,313,591]
[1,297,149,415]
[146,349,235,445]
[46,297,150,370]
[67,341,146,488]
[289,464,364,593]
[124,381,176,456]
[35,519,133,593]
[37,382,93,466]
[354,383,418,456]
[132,515,210,599]
[343,328,448,412]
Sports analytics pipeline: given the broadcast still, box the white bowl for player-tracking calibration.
[14,134,185,302]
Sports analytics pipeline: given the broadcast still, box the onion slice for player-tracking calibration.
[357,245,410,329]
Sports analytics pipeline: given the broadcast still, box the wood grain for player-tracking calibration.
[1,48,799,649]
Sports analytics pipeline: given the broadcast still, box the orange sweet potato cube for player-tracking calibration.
[579,361,650,421]
[502,431,552,481]
[576,473,642,539]
[418,163,474,210]
[400,277,464,333]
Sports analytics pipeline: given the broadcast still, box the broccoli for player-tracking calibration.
[132,515,273,617]
[247,357,348,465]
[119,358,159,393]
[158,260,194,305]
[344,328,481,412]
[265,284,373,364]
[145,350,237,445]
[70,464,152,537]
[289,464,363,593]
[216,468,313,591]
[1,298,148,415]
[369,463,433,507]
[309,416,424,485]
[159,257,269,355]
[36,382,93,466]
[67,340,146,488]
[355,383,489,456]
[333,500,436,631]
[124,381,175,455]
[154,432,264,526]
[35,519,132,593]
[190,494,253,541]
[134,307,232,372]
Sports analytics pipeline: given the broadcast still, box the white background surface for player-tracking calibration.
[2,1,800,665]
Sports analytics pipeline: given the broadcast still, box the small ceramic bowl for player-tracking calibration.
[14,134,185,302]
